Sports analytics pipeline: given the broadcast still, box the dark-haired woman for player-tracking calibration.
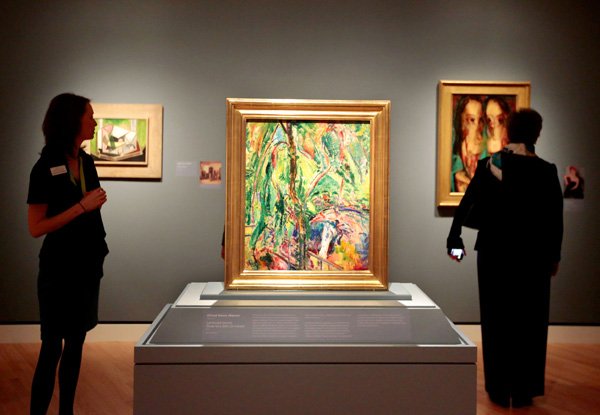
[28,93,109,415]
[447,109,563,408]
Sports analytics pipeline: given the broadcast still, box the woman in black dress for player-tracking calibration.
[28,93,109,415]
[447,109,563,408]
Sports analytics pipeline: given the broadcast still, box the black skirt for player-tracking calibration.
[37,257,104,340]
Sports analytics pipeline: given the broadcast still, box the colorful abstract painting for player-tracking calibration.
[244,120,371,272]
[89,118,148,164]
[86,103,162,179]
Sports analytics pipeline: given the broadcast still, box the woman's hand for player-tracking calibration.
[29,188,107,238]
[80,187,107,212]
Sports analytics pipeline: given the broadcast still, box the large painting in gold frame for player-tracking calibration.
[83,103,163,179]
[436,81,530,207]
[225,98,390,290]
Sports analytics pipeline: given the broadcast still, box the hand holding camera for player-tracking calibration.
[448,248,466,262]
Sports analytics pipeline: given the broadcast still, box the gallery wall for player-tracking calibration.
[1,0,598,324]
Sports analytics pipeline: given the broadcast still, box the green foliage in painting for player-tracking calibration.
[245,121,371,271]
[89,118,147,162]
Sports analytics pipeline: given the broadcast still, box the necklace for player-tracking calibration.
[67,156,86,194]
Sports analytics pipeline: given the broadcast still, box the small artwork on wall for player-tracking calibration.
[200,161,222,186]
[563,165,584,199]
[82,103,163,179]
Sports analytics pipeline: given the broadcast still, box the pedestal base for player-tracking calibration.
[134,283,476,415]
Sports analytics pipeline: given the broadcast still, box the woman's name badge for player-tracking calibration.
[50,165,68,176]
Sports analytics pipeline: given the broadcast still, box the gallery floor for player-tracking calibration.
[1,329,599,415]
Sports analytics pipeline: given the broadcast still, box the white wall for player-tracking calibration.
[1,0,598,324]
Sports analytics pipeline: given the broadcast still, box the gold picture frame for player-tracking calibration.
[225,98,390,290]
[436,81,530,207]
[83,103,163,179]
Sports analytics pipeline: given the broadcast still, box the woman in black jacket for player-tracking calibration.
[447,109,563,408]
[28,93,109,415]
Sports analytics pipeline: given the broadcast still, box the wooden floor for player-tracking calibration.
[1,342,599,414]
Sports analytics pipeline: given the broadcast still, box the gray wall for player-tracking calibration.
[1,0,598,324]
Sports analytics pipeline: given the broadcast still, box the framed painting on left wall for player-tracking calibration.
[82,103,163,179]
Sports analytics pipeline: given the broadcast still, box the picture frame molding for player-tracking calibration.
[87,103,163,179]
[436,80,531,207]
[225,98,391,290]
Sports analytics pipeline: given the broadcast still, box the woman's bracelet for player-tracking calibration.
[78,202,86,213]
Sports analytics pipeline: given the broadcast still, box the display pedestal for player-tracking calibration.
[134,283,476,415]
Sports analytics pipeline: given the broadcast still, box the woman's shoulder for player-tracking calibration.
[31,147,64,173]
[29,155,48,179]
[38,145,67,164]
[531,156,557,173]
[504,152,555,167]
[507,155,558,180]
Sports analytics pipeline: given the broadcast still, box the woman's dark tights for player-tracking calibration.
[30,332,86,415]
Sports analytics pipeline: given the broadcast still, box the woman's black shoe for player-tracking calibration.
[512,396,533,408]
[488,393,510,408]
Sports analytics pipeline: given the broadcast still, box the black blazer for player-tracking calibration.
[448,153,563,263]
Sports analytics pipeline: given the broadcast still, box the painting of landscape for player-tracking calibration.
[244,120,371,272]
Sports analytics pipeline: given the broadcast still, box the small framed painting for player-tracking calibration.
[83,103,163,179]
[200,161,223,185]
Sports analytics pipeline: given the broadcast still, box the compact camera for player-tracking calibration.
[450,248,464,260]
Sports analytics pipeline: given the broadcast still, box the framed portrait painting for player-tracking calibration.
[83,103,163,179]
[436,81,530,207]
[225,98,390,290]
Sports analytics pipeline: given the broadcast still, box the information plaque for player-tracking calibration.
[148,306,462,345]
